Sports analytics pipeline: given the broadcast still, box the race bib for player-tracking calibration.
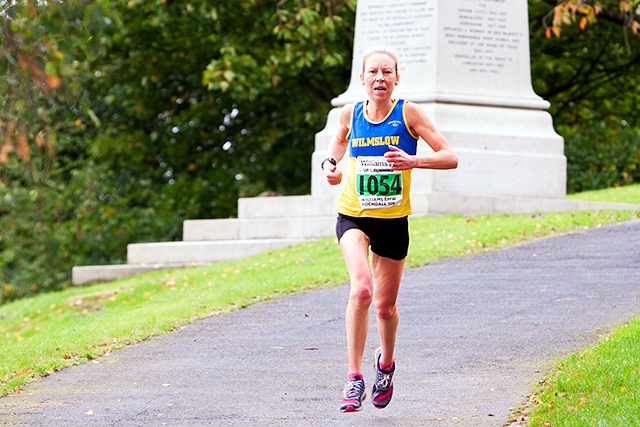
[355,156,403,209]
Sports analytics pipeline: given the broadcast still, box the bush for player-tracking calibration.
[0,183,72,302]
[563,122,640,194]
[0,151,185,305]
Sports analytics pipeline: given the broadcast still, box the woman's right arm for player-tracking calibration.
[322,104,352,186]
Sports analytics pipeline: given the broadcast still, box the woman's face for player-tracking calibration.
[360,52,399,101]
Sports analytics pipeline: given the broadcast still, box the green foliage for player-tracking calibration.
[87,0,354,206]
[563,122,640,193]
[0,182,68,300]
[540,0,640,41]
[0,0,126,302]
[0,0,117,166]
[0,0,356,304]
[68,0,356,263]
[529,0,640,192]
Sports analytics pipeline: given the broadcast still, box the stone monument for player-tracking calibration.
[311,0,567,214]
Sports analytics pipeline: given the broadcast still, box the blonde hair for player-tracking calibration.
[361,46,399,74]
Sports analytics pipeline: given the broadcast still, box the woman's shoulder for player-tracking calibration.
[338,102,360,122]
[337,103,356,128]
[399,98,414,109]
[402,100,428,120]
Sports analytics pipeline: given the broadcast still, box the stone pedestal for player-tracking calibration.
[311,0,566,214]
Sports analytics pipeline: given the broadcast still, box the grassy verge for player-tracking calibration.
[0,185,638,400]
[567,184,640,205]
[518,184,640,426]
[524,318,640,426]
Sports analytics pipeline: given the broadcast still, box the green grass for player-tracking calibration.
[0,184,639,402]
[519,184,640,427]
[525,318,640,426]
[567,184,640,205]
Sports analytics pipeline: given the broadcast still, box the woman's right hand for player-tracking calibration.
[323,162,343,186]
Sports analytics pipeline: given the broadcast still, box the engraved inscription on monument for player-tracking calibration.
[337,0,542,107]
[357,0,436,70]
[443,0,524,76]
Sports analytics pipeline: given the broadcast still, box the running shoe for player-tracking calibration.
[372,346,395,408]
[340,375,366,413]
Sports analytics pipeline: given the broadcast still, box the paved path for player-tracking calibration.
[2,219,640,427]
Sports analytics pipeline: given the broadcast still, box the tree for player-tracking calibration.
[539,0,640,52]
[70,0,356,261]
[1,0,356,303]
[0,0,115,170]
[530,0,640,192]
[1,0,122,301]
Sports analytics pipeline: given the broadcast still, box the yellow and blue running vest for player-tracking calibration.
[337,99,419,219]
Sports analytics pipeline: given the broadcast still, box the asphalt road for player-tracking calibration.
[2,219,640,427]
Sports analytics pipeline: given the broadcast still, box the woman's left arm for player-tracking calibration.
[384,102,458,171]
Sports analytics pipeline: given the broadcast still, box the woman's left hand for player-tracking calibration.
[384,145,414,170]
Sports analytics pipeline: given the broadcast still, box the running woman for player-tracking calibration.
[321,46,458,412]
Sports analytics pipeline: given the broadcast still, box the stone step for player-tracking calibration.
[421,192,640,215]
[182,218,240,241]
[183,216,335,241]
[238,194,337,218]
[236,216,334,240]
[71,263,206,286]
[127,238,307,265]
[72,238,309,285]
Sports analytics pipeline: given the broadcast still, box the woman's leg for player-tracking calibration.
[371,254,405,367]
[339,228,374,375]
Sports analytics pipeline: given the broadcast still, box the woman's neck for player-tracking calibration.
[365,99,395,122]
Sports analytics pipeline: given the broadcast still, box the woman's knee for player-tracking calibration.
[374,298,397,320]
[349,279,373,306]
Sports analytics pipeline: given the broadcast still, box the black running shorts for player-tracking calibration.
[335,213,409,261]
